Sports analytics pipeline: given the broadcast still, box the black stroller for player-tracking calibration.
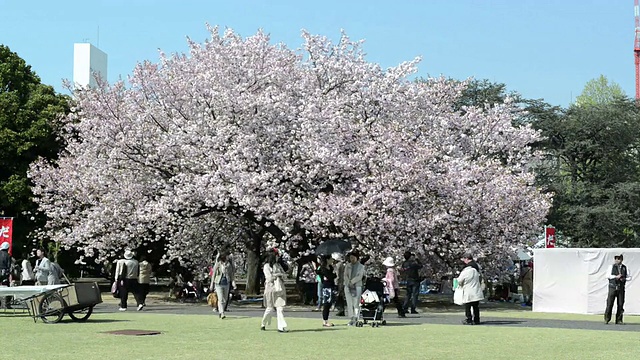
[356,277,388,327]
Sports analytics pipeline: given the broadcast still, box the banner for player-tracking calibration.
[545,226,556,248]
[0,218,13,255]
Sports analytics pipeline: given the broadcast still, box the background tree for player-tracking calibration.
[574,75,625,107]
[0,45,69,257]
[29,28,550,281]
[541,99,640,247]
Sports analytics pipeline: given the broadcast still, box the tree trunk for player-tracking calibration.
[244,233,262,295]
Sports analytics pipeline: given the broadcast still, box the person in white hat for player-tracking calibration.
[114,248,142,311]
[383,257,406,318]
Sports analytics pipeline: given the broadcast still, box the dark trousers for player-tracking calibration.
[464,301,480,324]
[322,301,331,321]
[139,283,150,305]
[604,286,625,323]
[403,280,420,312]
[0,274,10,309]
[120,278,142,308]
[302,282,316,305]
[335,289,345,314]
[391,289,405,316]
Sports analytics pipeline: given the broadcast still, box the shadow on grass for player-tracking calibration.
[379,322,421,327]
[479,320,525,325]
[286,327,345,333]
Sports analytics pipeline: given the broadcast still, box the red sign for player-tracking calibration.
[0,218,13,255]
[545,226,556,248]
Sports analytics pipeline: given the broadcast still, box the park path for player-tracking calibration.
[92,297,640,333]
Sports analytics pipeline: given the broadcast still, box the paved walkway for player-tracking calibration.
[92,299,640,333]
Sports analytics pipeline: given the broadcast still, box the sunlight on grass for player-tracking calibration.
[3,312,639,360]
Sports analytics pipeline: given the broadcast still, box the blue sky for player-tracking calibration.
[0,0,633,107]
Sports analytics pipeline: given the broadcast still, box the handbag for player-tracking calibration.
[453,287,464,305]
[274,277,284,292]
[111,281,120,298]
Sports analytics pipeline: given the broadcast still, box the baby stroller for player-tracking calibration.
[179,281,202,302]
[356,277,388,327]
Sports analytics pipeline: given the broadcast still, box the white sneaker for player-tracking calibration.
[118,308,127,312]
[137,304,144,311]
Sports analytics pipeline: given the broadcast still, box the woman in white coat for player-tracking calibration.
[261,249,288,333]
[454,253,484,325]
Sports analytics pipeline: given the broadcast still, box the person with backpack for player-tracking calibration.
[48,261,64,285]
[138,255,152,309]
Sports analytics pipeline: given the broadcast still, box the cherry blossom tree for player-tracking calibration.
[29,26,550,280]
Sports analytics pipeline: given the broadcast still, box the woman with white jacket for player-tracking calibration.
[261,249,288,332]
[454,253,484,325]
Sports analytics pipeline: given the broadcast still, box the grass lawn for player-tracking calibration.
[3,312,639,360]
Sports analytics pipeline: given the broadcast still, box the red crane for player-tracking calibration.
[633,0,640,100]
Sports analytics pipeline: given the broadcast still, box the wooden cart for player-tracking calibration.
[23,282,103,324]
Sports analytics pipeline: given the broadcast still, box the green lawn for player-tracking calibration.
[3,312,639,360]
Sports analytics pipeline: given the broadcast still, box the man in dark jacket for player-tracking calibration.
[401,251,422,314]
[604,254,632,325]
[0,242,12,309]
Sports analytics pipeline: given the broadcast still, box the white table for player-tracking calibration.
[0,285,69,300]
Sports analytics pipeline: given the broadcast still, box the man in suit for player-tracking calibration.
[604,254,632,325]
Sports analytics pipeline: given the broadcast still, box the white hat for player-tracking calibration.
[331,252,343,261]
[124,249,134,259]
[0,242,9,251]
[382,257,395,267]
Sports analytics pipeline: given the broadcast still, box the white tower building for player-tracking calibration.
[73,43,108,89]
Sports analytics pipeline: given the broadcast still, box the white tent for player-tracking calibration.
[533,248,640,315]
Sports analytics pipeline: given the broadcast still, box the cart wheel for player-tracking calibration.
[382,320,387,325]
[69,306,94,322]
[39,293,65,324]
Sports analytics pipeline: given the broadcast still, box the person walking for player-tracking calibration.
[114,249,143,311]
[261,249,288,332]
[317,255,337,327]
[332,252,346,316]
[33,248,51,286]
[455,253,484,325]
[210,251,235,319]
[138,255,153,309]
[401,251,422,314]
[383,256,406,318]
[343,250,365,326]
[604,254,632,325]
